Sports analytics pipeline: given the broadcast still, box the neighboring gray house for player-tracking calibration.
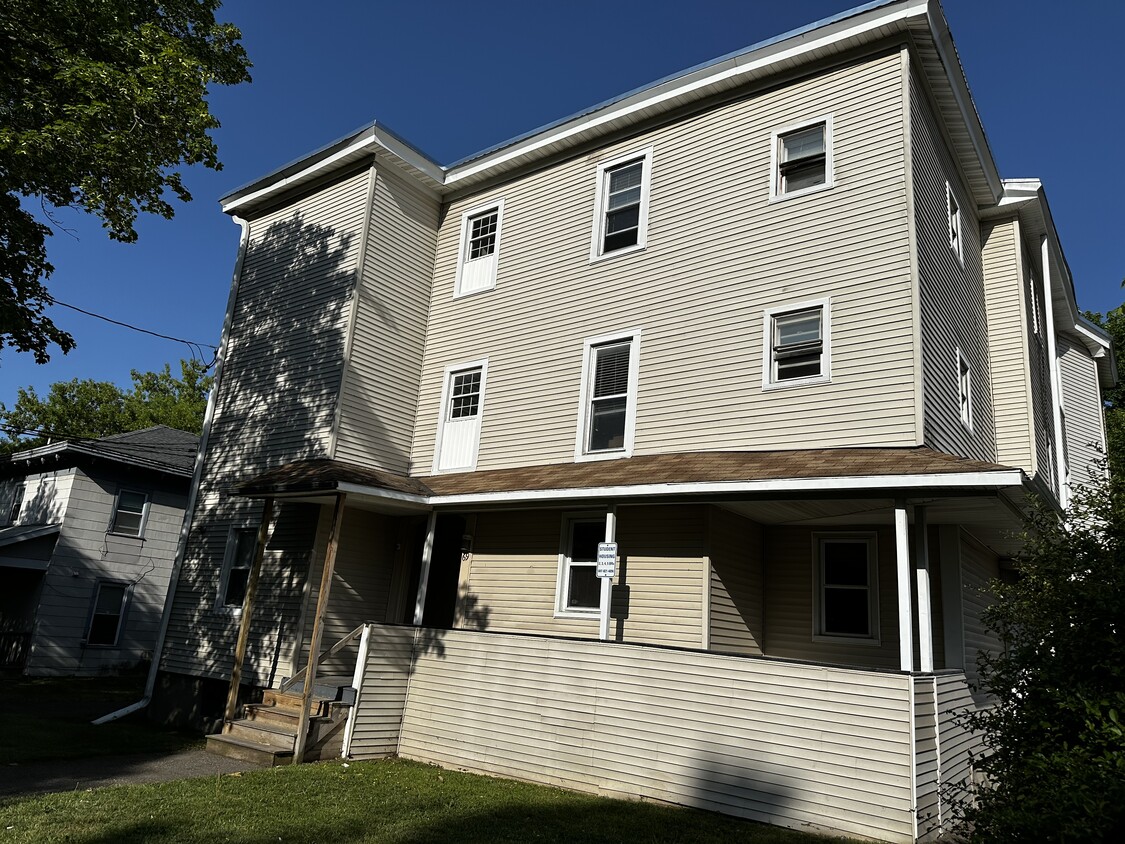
[0,426,197,675]
[150,1,1113,841]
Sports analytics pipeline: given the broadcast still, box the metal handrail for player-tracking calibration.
[280,623,366,693]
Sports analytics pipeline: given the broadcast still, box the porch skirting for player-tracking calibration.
[348,625,980,843]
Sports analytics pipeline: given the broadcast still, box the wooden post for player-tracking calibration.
[293,493,346,764]
[223,497,275,725]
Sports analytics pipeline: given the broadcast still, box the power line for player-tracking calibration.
[49,297,218,364]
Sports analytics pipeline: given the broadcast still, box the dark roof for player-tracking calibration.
[1,426,199,477]
[0,523,61,548]
[233,447,1018,501]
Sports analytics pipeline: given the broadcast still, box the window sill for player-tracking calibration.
[107,531,145,540]
[812,633,881,647]
[554,609,600,620]
[762,375,830,392]
[574,448,632,463]
[768,182,834,204]
[589,242,647,265]
[452,284,496,301]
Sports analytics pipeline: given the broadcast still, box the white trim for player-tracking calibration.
[761,297,832,390]
[589,147,653,262]
[769,114,834,202]
[811,531,880,646]
[214,524,258,613]
[946,182,964,265]
[432,358,489,474]
[454,199,505,298]
[956,347,973,432]
[108,488,150,538]
[574,329,642,461]
[554,512,606,619]
[895,501,913,671]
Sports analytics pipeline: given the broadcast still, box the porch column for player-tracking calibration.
[412,511,438,626]
[914,505,934,672]
[223,496,275,725]
[599,506,617,641]
[293,492,346,764]
[894,499,913,671]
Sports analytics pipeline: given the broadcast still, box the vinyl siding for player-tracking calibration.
[25,467,187,676]
[981,218,1034,472]
[456,506,705,647]
[708,506,764,656]
[913,675,940,840]
[934,671,982,828]
[4,468,74,525]
[386,628,916,842]
[1059,336,1106,489]
[336,165,439,473]
[297,507,398,676]
[348,623,416,757]
[911,69,995,462]
[163,168,368,682]
[959,532,1000,693]
[412,51,917,474]
[763,525,903,669]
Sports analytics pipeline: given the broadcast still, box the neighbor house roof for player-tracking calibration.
[1,426,199,478]
[221,0,1000,215]
[233,447,1025,507]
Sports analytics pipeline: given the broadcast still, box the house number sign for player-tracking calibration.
[596,542,618,578]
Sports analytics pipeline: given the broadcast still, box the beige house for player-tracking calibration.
[145,1,1113,841]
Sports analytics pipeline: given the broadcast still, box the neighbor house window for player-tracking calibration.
[219,527,258,609]
[109,490,149,537]
[555,517,604,615]
[86,581,129,646]
[771,117,833,199]
[2,481,24,526]
[591,148,653,260]
[947,183,963,264]
[455,200,503,296]
[762,299,831,388]
[957,349,972,429]
[576,331,640,459]
[815,534,878,641]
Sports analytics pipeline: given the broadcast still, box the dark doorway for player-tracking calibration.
[421,515,465,629]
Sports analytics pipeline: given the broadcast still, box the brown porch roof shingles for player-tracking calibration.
[232,447,1017,500]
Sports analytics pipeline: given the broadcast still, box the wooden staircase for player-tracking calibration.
[206,685,353,766]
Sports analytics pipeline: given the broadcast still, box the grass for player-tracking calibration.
[0,758,861,844]
[0,674,200,764]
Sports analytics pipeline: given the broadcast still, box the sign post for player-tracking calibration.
[598,508,616,641]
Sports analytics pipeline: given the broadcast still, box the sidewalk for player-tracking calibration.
[0,749,264,798]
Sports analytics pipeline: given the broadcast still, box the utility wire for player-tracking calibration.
[49,297,218,365]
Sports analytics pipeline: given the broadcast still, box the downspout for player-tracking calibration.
[95,215,252,724]
[1040,235,1068,508]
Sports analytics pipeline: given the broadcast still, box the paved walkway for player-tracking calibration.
[0,749,265,798]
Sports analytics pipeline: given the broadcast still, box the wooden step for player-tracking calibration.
[243,703,302,728]
[205,733,294,767]
[225,719,296,750]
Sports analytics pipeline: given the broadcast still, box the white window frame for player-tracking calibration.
[454,199,504,298]
[947,182,964,265]
[1,481,24,526]
[216,525,259,612]
[432,357,489,474]
[812,532,879,645]
[589,147,653,262]
[761,298,832,390]
[574,329,641,462]
[957,347,973,431]
[553,514,605,618]
[108,489,149,538]
[84,580,131,647]
[769,115,834,202]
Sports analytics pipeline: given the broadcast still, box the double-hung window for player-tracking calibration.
[86,581,129,646]
[815,534,878,641]
[591,148,652,260]
[947,183,963,264]
[555,517,604,615]
[763,299,831,388]
[771,117,833,200]
[576,332,640,459]
[219,527,258,609]
[110,490,148,537]
[1,481,24,526]
[957,349,973,430]
[455,200,503,296]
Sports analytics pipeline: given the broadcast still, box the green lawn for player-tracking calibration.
[0,758,860,844]
[0,675,199,764]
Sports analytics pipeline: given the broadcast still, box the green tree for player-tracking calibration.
[1086,302,1125,474]
[0,358,212,450]
[0,0,251,362]
[958,477,1125,841]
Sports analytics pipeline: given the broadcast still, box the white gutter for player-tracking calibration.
[94,216,252,725]
[1041,235,1069,510]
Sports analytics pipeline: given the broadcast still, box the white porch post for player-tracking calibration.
[412,511,438,626]
[894,499,914,671]
[914,505,934,672]
[599,507,617,642]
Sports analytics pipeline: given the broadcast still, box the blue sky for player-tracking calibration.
[2,0,1122,402]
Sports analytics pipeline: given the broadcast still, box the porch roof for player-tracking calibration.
[233,447,1024,508]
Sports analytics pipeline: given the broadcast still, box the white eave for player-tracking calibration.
[220,0,1001,216]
